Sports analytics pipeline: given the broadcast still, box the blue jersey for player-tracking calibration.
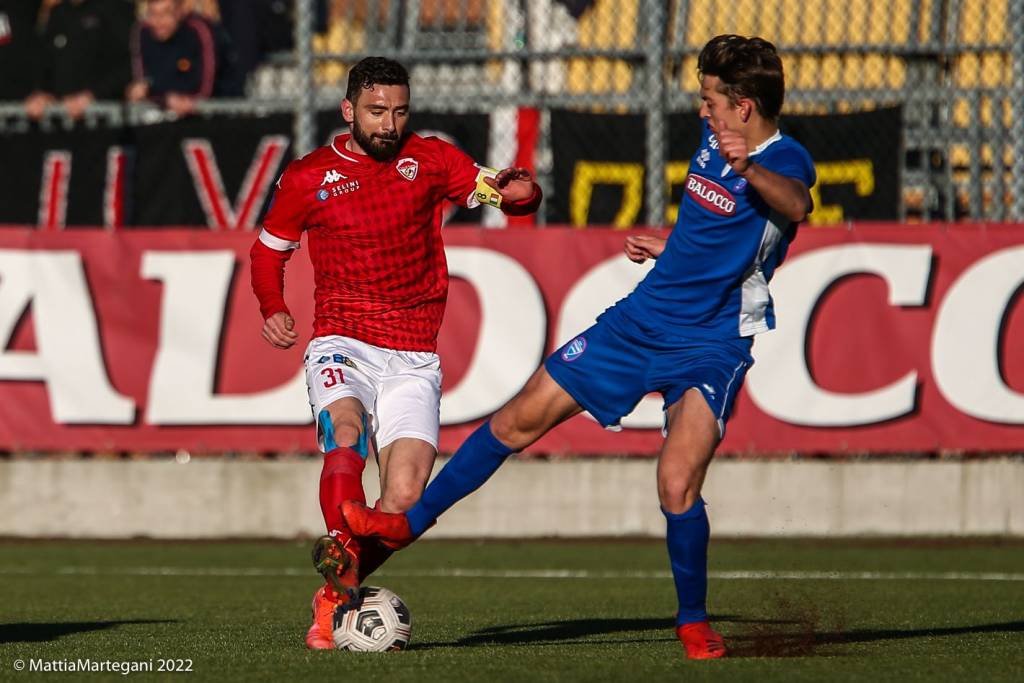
[616,121,815,340]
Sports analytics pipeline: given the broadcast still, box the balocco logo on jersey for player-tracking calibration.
[686,174,737,216]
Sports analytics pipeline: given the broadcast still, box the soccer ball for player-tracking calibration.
[332,586,412,651]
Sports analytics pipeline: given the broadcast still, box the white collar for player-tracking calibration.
[720,130,783,177]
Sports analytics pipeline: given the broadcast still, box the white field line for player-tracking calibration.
[0,567,1022,581]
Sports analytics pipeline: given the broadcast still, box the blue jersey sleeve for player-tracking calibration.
[760,140,816,189]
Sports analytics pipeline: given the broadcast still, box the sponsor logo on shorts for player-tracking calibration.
[561,337,587,362]
[686,174,736,216]
[315,354,357,369]
[702,383,717,396]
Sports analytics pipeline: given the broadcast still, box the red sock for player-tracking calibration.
[319,447,367,539]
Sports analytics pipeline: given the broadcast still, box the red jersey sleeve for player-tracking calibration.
[261,166,310,244]
[438,139,485,209]
[250,166,308,320]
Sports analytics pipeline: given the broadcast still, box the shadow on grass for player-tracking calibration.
[415,614,1024,657]
[416,617,676,650]
[0,620,177,643]
[729,619,1024,658]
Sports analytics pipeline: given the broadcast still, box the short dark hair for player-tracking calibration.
[345,57,410,104]
[697,35,785,120]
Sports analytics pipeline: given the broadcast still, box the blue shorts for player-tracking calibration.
[544,307,754,437]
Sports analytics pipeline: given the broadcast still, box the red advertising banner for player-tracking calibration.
[0,225,1022,454]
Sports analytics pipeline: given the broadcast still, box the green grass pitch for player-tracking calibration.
[1,539,1022,681]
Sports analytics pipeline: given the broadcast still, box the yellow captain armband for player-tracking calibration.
[473,165,502,209]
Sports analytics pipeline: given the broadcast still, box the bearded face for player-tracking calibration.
[350,116,402,162]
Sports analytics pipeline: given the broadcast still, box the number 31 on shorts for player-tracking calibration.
[320,367,345,388]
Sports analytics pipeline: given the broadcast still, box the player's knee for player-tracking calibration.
[381,482,422,513]
[331,419,363,449]
[658,473,701,514]
[489,411,536,450]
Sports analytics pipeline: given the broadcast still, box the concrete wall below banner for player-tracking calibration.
[1,457,1022,538]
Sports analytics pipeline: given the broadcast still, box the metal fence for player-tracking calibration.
[291,0,1024,225]
[2,0,1021,224]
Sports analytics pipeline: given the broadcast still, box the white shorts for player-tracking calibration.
[304,335,442,453]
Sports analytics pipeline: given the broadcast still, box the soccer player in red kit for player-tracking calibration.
[249,57,541,649]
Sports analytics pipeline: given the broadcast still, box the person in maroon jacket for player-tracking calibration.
[248,57,541,649]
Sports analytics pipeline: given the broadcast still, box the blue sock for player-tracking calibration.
[405,421,513,536]
[664,497,710,625]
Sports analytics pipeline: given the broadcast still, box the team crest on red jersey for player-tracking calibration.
[685,174,737,216]
[396,157,419,181]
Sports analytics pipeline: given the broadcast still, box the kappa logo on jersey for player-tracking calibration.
[686,174,737,216]
[396,157,419,181]
[321,169,346,186]
[561,337,587,362]
[696,148,711,169]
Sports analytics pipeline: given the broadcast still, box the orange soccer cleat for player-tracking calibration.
[341,499,416,550]
[306,534,362,650]
[305,585,341,650]
[676,621,727,659]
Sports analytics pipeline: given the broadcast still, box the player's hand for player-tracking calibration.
[717,120,752,175]
[24,92,55,120]
[262,312,298,349]
[126,81,149,102]
[62,91,95,120]
[484,167,536,203]
[624,234,667,263]
[166,93,197,117]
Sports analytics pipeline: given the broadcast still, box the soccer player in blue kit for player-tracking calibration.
[341,34,816,659]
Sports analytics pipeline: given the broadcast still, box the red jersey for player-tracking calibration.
[250,133,540,352]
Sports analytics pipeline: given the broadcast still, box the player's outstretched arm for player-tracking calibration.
[624,234,667,263]
[484,167,542,215]
[717,121,812,223]
[484,167,534,201]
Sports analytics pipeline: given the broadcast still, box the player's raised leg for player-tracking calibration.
[660,388,726,659]
[343,366,582,545]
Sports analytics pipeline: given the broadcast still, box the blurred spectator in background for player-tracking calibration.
[0,0,43,101]
[127,0,240,117]
[555,0,596,18]
[217,0,307,93]
[23,0,134,120]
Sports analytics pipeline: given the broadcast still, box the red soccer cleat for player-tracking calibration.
[676,621,727,659]
[341,499,416,550]
[311,534,360,601]
[305,585,340,649]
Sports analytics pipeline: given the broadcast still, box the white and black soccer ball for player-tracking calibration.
[332,586,412,652]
